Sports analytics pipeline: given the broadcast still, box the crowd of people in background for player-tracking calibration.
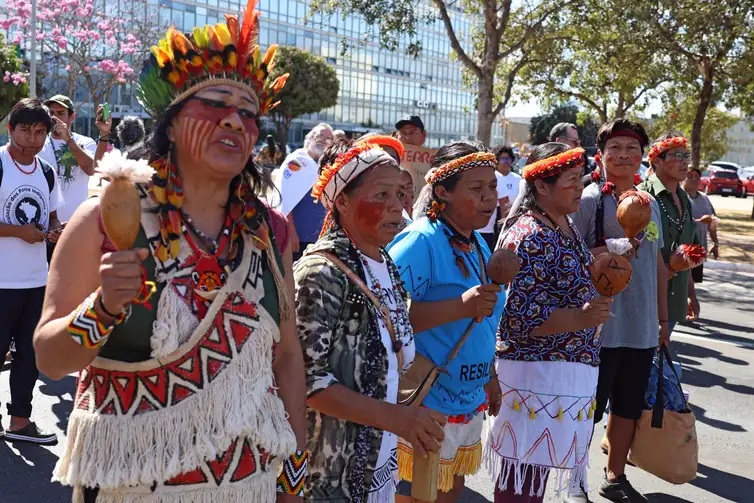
[0,10,723,500]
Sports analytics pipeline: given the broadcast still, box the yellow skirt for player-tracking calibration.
[396,413,484,493]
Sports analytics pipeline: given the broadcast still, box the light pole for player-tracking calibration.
[29,0,37,98]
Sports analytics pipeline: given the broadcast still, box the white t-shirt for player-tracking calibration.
[38,132,97,222]
[361,254,411,501]
[479,171,522,233]
[0,145,64,288]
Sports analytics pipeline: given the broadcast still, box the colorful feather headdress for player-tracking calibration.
[136,0,288,118]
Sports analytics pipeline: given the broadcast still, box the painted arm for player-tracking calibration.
[272,245,307,452]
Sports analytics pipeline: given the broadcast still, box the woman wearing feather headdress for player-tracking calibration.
[32,1,307,501]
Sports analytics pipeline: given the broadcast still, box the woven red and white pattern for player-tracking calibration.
[425,152,496,186]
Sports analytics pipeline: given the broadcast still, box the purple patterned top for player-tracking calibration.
[497,214,601,367]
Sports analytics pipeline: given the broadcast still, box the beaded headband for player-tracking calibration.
[425,152,496,186]
[136,0,288,118]
[648,137,688,164]
[522,147,585,182]
[312,143,396,210]
[604,129,646,146]
[354,135,405,158]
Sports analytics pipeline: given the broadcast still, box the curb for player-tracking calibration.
[704,260,754,274]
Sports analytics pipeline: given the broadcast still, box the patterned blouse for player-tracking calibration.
[497,214,601,367]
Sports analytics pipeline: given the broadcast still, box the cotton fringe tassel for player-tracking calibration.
[397,442,482,493]
[483,442,587,497]
[150,284,199,358]
[367,476,398,503]
[71,474,276,503]
[53,322,297,491]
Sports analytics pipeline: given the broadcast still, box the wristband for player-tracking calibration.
[276,449,309,496]
[97,135,111,143]
[68,291,124,349]
[98,294,123,318]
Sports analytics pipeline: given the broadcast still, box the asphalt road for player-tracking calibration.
[1,269,752,503]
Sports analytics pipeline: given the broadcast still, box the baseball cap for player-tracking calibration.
[44,94,75,113]
[395,114,425,131]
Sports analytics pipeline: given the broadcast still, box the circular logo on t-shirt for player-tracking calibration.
[3,185,48,227]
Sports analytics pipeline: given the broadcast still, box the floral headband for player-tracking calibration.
[522,147,585,182]
[648,137,688,164]
[425,152,496,186]
[312,143,396,210]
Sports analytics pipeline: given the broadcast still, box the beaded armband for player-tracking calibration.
[276,449,309,496]
[68,290,125,349]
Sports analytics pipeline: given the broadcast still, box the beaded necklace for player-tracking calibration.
[533,205,591,265]
[441,220,483,282]
[357,249,414,364]
[180,208,230,255]
[8,151,37,175]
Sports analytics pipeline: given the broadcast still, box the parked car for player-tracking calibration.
[710,161,742,172]
[700,167,744,197]
[740,167,754,197]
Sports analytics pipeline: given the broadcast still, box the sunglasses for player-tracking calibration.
[663,152,691,162]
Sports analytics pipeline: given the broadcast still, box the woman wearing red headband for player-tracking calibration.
[487,143,612,503]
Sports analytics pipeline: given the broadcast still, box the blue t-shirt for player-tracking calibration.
[387,217,505,416]
[291,189,328,244]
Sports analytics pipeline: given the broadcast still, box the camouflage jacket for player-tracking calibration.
[294,228,410,502]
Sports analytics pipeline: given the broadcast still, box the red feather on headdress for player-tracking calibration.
[237,0,260,68]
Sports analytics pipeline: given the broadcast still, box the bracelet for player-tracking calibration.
[68,292,120,349]
[97,135,111,143]
[276,449,309,496]
[98,294,123,318]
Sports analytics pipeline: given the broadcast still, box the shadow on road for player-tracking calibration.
[691,463,754,502]
[38,375,76,432]
[461,487,493,502]
[645,494,694,502]
[0,442,70,503]
[689,403,746,433]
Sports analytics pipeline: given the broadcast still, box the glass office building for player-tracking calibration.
[2,0,502,147]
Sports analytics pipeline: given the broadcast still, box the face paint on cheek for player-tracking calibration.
[355,200,388,232]
[179,117,216,160]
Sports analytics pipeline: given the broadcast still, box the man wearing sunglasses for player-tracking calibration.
[640,133,701,333]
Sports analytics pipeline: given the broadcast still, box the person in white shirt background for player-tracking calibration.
[0,99,64,444]
[478,145,521,251]
[37,96,110,248]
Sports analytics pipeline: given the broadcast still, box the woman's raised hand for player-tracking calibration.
[99,249,149,314]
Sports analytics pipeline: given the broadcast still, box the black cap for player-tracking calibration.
[395,114,425,131]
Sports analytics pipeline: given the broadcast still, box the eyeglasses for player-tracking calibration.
[663,152,691,162]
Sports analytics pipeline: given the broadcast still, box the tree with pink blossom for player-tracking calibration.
[0,32,29,120]
[0,0,163,106]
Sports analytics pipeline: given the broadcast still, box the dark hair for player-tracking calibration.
[549,122,576,142]
[265,135,276,157]
[116,116,146,149]
[318,138,354,173]
[8,98,54,133]
[649,131,685,168]
[413,140,487,219]
[688,167,702,177]
[493,145,515,162]
[147,98,268,195]
[596,118,649,152]
[502,142,571,231]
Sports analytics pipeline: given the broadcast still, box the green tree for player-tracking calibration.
[634,0,754,169]
[528,104,599,147]
[267,46,340,144]
[649,97,738,165]
[0,33,28,121]
[310,0,569,146]
[523,0,668,123]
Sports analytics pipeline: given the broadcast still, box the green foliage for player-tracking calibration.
[632,0,754,168]
[267,46,340,143]
[0,33,29,122]
[649,98,738,165]
[529,104,599,147]
[522,0,669,123]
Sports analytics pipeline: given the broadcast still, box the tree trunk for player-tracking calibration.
[274,116,292,145]
[476,74,494,147]
[691,72,715,169]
